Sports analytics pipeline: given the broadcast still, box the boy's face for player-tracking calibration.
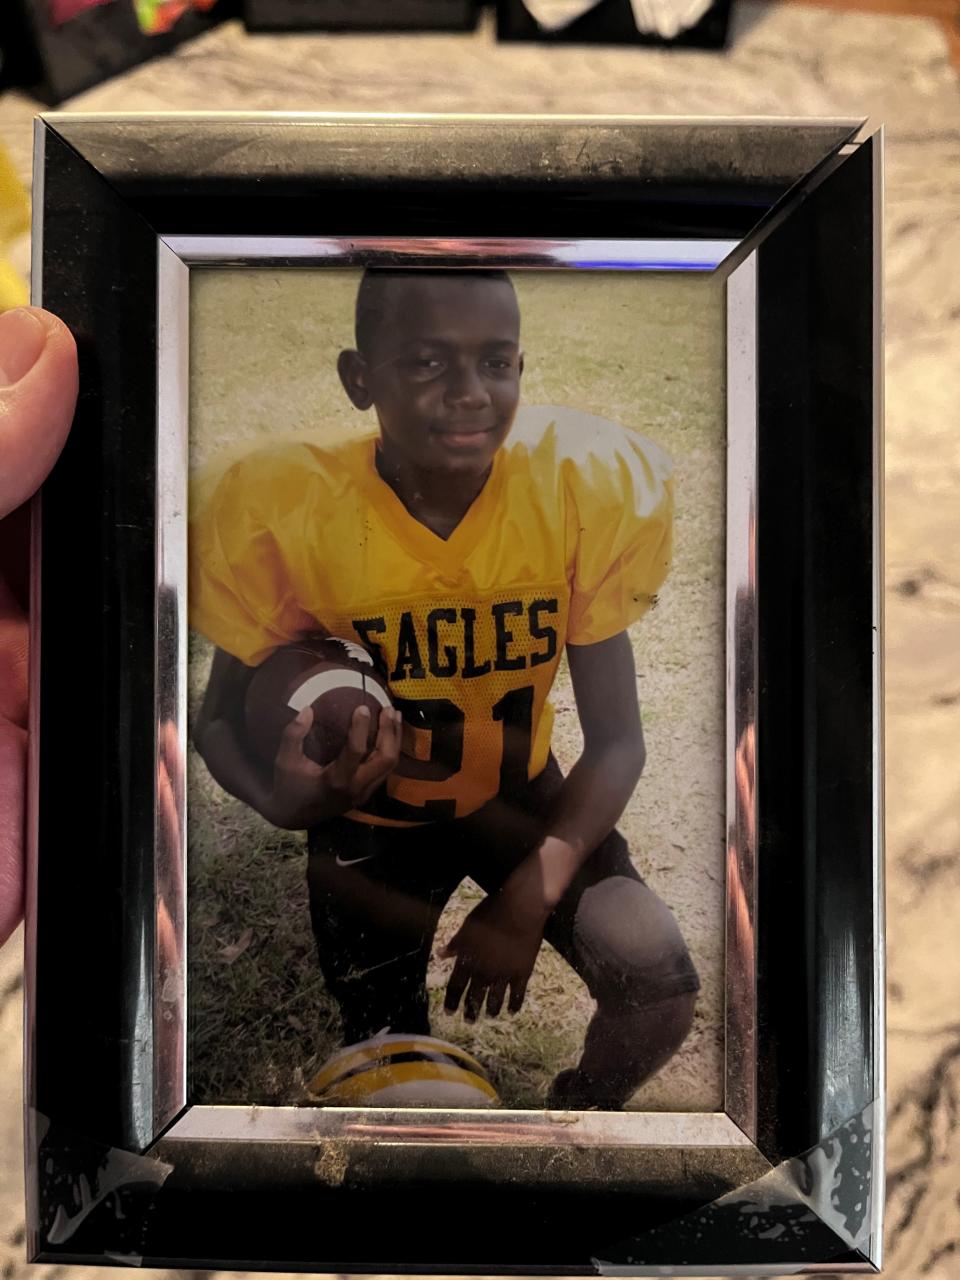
[339,275,523,477]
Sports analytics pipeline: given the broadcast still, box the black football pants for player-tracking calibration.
[306,757,701,1060]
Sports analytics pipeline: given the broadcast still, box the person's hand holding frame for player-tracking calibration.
[0,305,76,948]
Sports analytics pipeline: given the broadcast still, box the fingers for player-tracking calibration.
[464,976,514,1021]
[0,609,27,728]
[443,949,509,1021]
[486,979,508,1019]
[373,704,402,757]
[346,704,372,757]
[0,308,78,520]
[280,704,398,774]
[0,717,26,948]
[444,954,471,1015]
[464,976,487,1024]
[508,976,528,1015]
[328,705,372,786]
[352,706,402,796]
[275,702,400,814]
[275,705,316,771]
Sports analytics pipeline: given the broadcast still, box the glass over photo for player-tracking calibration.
[186,265,726,1111]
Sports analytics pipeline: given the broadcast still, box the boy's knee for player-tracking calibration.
[574,875,701,1012]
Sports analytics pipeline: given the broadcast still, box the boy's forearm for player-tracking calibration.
[194,718,276,823]
[505,742,644,913]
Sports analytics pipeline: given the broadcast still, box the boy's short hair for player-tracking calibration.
[355,267,515,354]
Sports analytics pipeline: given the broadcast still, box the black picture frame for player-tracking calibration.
[0,0,236,106]
[243,0,479,32]
[26,113,884,1275]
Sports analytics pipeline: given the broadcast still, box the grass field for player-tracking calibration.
[186,268,727,1110]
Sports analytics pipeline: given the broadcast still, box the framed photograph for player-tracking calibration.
[26,113,884,1275]
[495,0,732,49]
[243,0,479,32]
[0,0,234,106]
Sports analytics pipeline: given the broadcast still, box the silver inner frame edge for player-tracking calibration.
[723,254,758,1143]
[151,242,191,1149]
[154,235,755,1148]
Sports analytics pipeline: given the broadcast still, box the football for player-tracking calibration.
[305,1033,501,1108]
[244,635,392,771]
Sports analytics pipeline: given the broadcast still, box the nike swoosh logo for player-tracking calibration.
[335,853,376,868]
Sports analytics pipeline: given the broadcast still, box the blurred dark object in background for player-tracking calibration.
[496,0,731,47]
[0,0,237,104]
[244,0,478,31]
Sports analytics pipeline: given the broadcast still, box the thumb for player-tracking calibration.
[275,705,314,768]
[285,704,314,739]
[0,308,78,520]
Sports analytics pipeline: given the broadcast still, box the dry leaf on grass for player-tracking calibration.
[218,927,253,964]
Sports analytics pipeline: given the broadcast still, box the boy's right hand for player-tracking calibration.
[265,704,402,830]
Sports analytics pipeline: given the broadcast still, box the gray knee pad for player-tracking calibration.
[572,874,701,1011]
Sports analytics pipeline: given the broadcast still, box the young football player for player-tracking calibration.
[189,269,701,1109]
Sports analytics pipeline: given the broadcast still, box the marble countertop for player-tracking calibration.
[1,6,959,1278]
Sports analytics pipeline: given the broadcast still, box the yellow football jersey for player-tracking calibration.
[189,405,674,825]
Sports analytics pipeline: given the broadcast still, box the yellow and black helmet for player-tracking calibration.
[306,1033,500,1108]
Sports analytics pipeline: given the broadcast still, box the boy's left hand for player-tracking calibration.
[441,879,551,1021]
